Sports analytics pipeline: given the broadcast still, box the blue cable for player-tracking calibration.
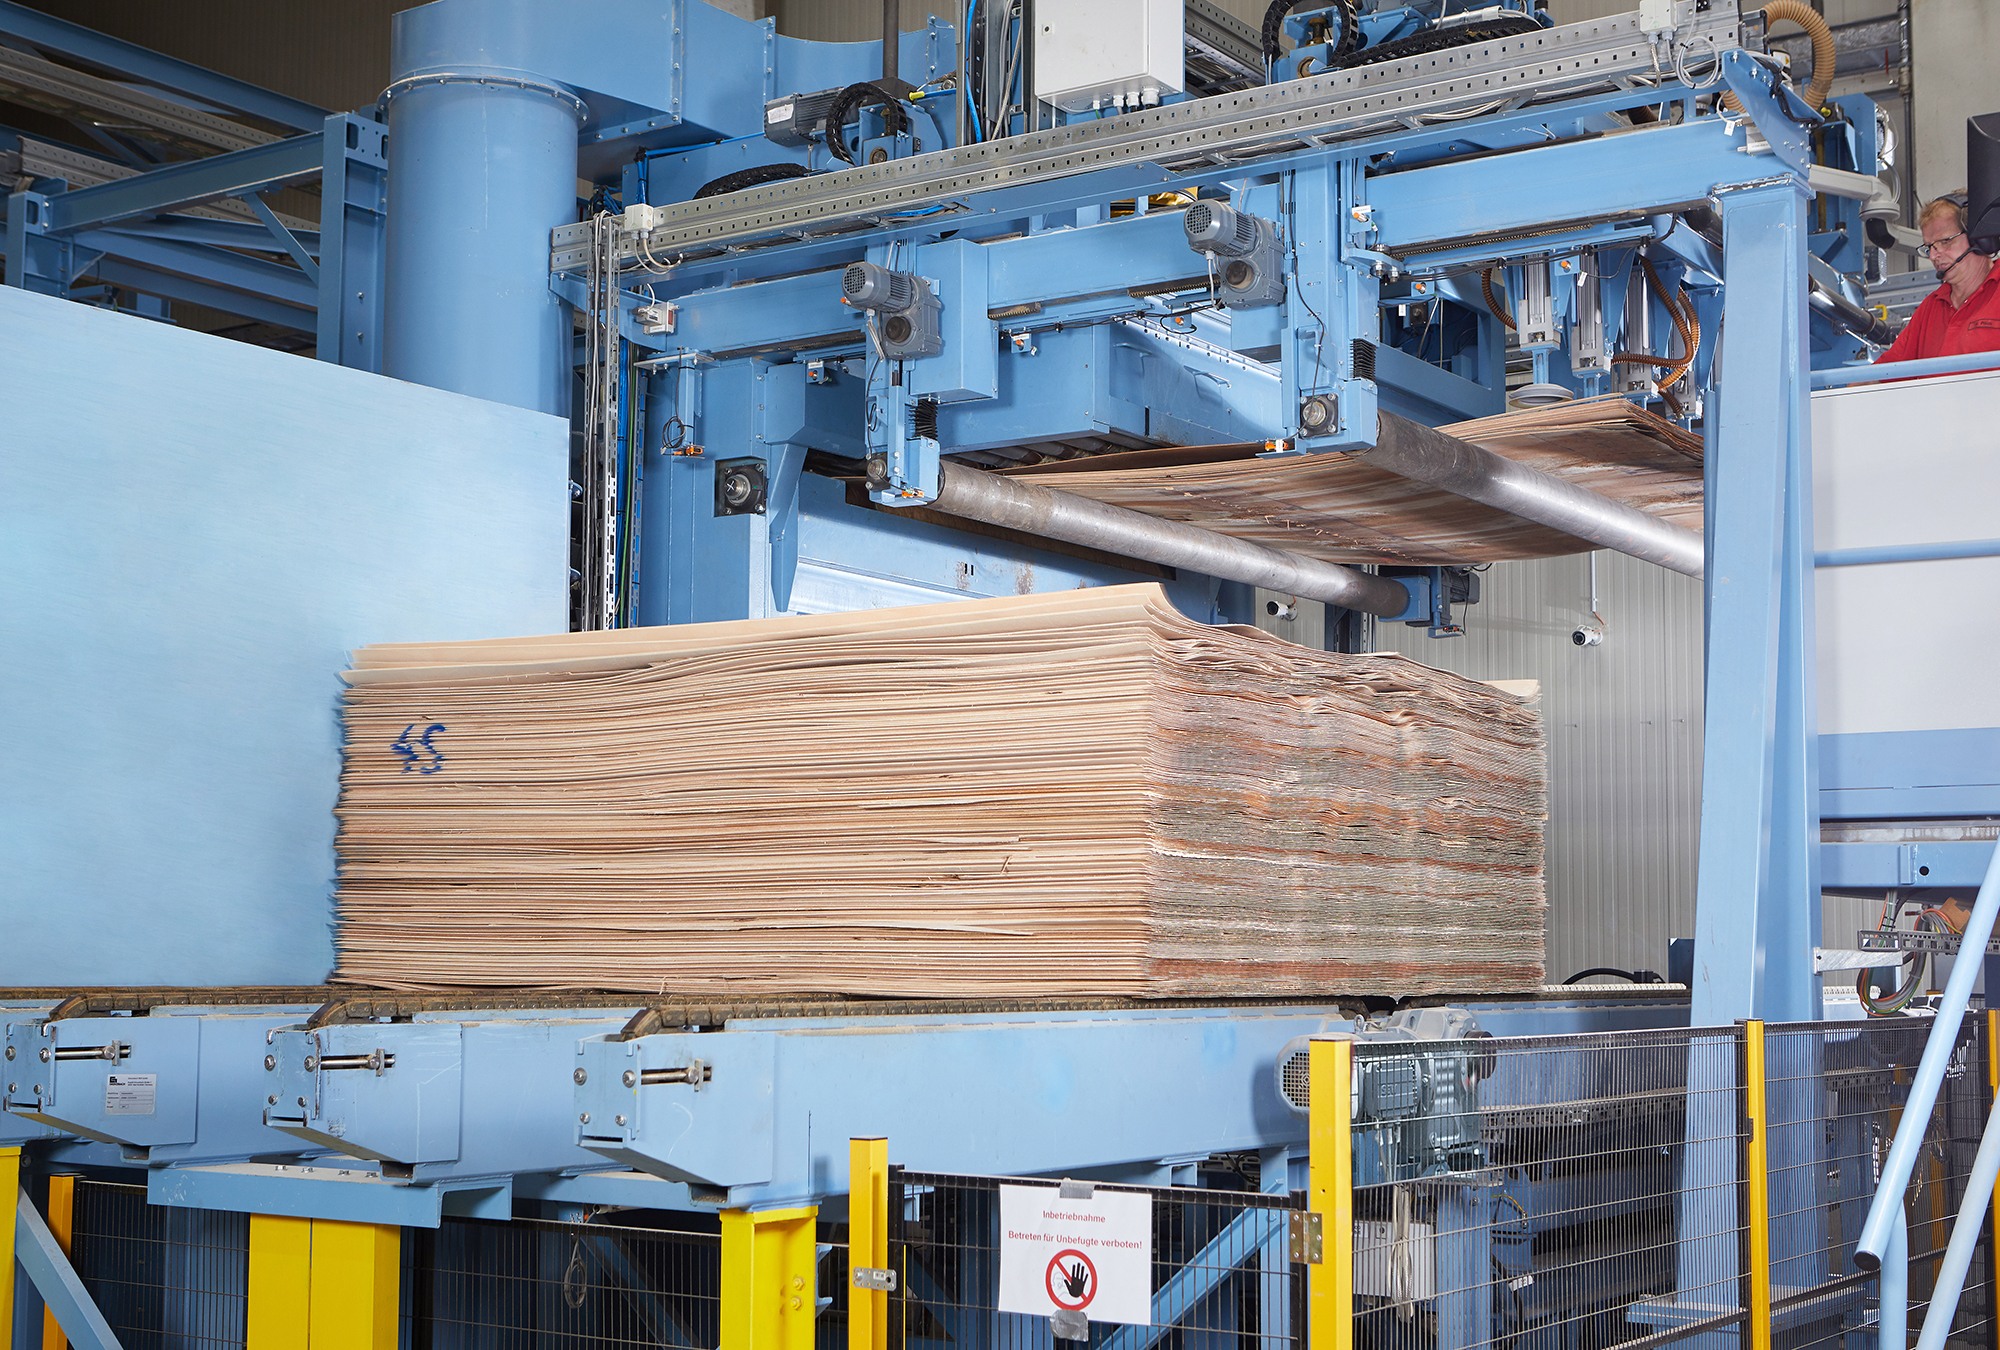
[963,0,983,143]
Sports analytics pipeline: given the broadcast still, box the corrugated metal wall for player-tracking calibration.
[1371,552,1706,985]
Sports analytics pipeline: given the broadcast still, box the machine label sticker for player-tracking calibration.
[105,1073,156,1116]
[997,1185,1151,1326]
[766,102,793,123]
[392,722,447,774]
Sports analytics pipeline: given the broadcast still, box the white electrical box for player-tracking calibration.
[1033,0,1184,113]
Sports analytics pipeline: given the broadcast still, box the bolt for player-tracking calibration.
[264,1055,277,1071]
[304,1056,317,1070]
[39,1047,50,1062]
[791,1296,803,1310]
[622,1070,637,1088]
[574,1067,588,1085]
[579,1112,592,1124]
[615,1114,627,1127]
[3,1046,12,1060]
[794,1276,805,1290]
[297,1096,307,1107]
[268,1094,279,1105]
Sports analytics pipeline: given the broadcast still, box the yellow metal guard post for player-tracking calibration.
[722,1205,820,1350]
[1743,1019,1773,1350]
[41,1173,74,1350]
[247,1214,398,1348]
[849,1138,889,1350]
[247,1214,313,1347]
[1308,1038,1353,1350]
[1,1146,19,1338]
[306,1220,400,1347]
[1989,1011,2000,1302]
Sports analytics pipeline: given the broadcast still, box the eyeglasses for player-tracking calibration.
[1918,230,1965,259]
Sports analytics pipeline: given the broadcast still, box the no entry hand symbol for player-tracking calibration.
[1046,1249,1097,1311]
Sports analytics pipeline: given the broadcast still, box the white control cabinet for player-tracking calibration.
[1033,0,1184,113]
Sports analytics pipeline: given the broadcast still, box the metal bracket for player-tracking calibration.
[1289,1210,1324,1264]
[852,1266,898,1292]
[1813,947,1885,974]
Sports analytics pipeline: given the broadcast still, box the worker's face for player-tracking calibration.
[1925,214,1972,277]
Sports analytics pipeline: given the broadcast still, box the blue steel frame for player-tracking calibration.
[5,114,384,363]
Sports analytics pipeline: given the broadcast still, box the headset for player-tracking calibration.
[1940,191,2000,256]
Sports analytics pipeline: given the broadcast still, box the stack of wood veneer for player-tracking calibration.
[332,584,1546,998]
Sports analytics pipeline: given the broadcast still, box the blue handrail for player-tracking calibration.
[1853,840,2000,1277]
[1813,351,2000,389]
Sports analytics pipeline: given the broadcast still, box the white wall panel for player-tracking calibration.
[1373,550,1705,984]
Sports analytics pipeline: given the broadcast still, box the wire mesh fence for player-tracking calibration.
[402,1212,723,1348]
[1350,1026,1743,1350]
[1765,1015,1994,1350]
[889,1168,1305,1348]
[67,1177,248,1349]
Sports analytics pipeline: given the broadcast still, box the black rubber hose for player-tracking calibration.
[1562,967,1667,985]
[692,163,812,200]
[824,81,912,165]
[1260,0,1357,65]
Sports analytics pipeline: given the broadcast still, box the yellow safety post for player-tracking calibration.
[306,1221,400,1347]
[1743,1020,1773,1350]
[1,1147,20,1338]
[849,1137,889,1350]
[722,1205,820,1350]
[1989,1012,2000,1285]
[247,1214,398,1348]
[247,1214,312,1348]
[41,1173,75,1350]
[1308,1038,1353,1350]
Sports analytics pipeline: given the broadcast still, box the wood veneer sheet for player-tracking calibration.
[333,585,1546,998]
[1000,397,1703,565]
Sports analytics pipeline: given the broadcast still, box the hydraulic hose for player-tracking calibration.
[1723,2,1835,113]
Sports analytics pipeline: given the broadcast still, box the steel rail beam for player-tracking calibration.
[0,0,328,133]
[9,135,316,233]
[922,461,1415,615]
[553,3,1743,269]
[1354,412,1707,577]
[43,133,323,235]
[0,43,275,155]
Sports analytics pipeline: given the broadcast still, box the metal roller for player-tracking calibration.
[1356,412,1708,579]
[922,462,1414,617]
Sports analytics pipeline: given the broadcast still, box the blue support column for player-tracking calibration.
[1280,160,1378,449]
[381,4,585,416]
[1689,177,1817,1026]
[317,114,388,372]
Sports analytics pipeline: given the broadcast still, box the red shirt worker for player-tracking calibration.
[1876,192,2000,367]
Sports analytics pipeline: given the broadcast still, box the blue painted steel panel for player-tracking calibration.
[1821,730,2000,820]
[1821,841,1997,888]
[1364,119,1755,253]
[0,285,568,986]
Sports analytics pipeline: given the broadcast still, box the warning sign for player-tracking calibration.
[998,1185,1152,1327]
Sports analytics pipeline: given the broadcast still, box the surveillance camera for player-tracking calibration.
[1572,625,1603,647]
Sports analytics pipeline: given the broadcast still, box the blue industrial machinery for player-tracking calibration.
[9,0,1998,1343]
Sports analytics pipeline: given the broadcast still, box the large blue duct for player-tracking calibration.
[383,1,585,417]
